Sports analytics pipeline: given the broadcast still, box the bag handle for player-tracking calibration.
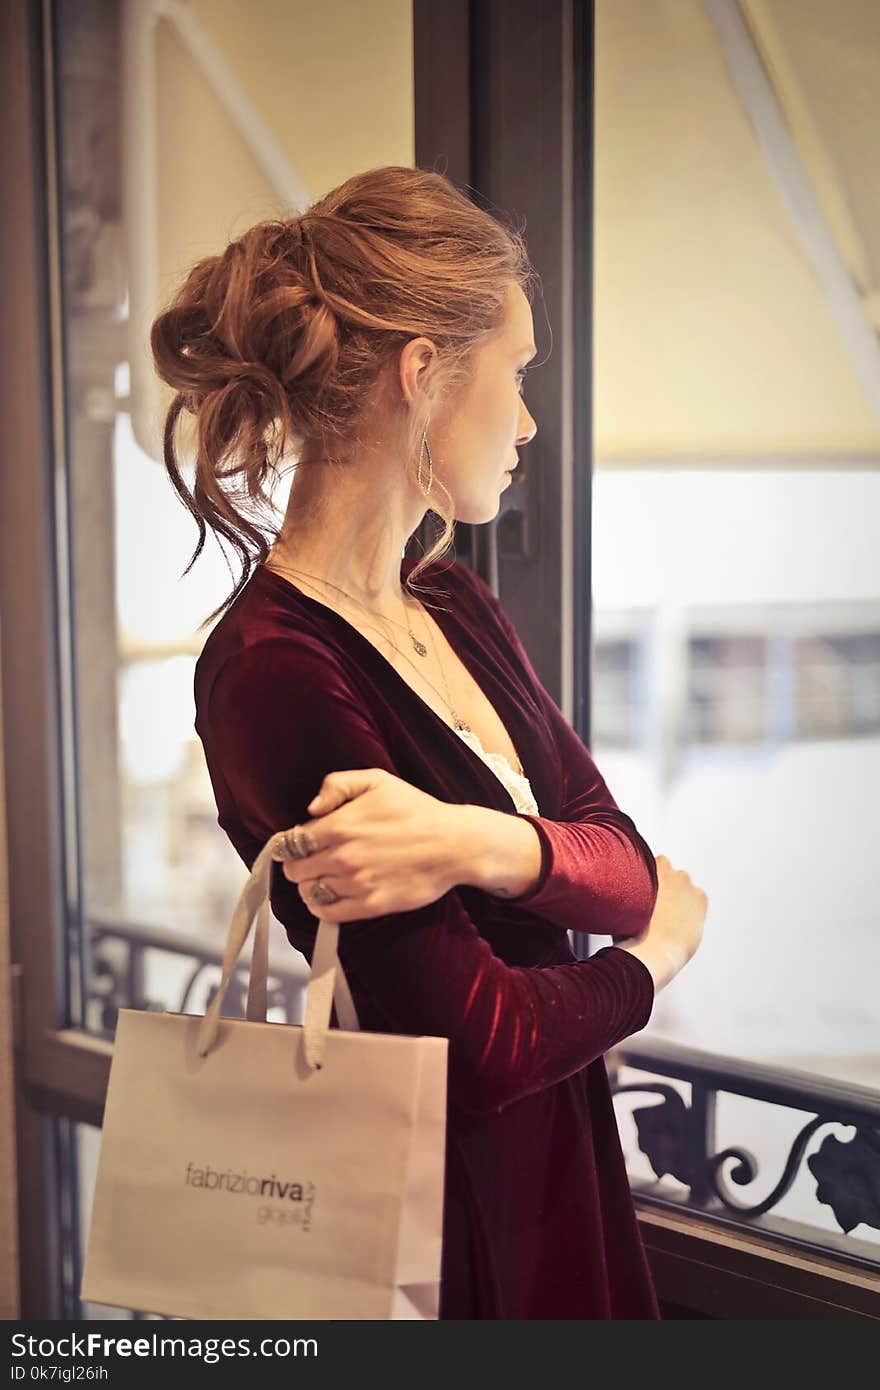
[195,831,360,1070]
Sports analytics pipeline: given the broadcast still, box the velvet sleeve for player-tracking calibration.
[202,637,655,1116]
[458,569,659,939]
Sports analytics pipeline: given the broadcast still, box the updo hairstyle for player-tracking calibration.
[150,165,537,625]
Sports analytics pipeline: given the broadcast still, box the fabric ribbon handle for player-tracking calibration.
[195,831,360,1068]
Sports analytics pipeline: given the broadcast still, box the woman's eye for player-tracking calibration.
[516,371,527,394]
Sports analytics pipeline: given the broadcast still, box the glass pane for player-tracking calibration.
[593,0,880,1088]
[593,0,880,1254]
[51,0,414,1044]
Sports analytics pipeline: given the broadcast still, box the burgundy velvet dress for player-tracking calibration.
[193,553,662,1320]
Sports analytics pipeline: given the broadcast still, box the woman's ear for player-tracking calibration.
[398,336,438,406]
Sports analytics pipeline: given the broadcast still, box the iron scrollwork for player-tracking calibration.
[808,1128,880,1234]
[88,920,305,1038]
[613,1083,696,1187]
[611,1068,880,1238]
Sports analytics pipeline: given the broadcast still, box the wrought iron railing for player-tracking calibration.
[82,919,879,1278]
[86,915,307,1038]
[610,1036,880,1269]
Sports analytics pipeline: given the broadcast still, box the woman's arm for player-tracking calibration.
[201,637,655,1117]
[453,803,546,898]
[452,566,659,939]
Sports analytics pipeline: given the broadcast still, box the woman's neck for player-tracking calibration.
[269,461,429,613]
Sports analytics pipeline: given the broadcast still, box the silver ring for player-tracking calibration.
[284,826,316,859]
[310,879,340,906]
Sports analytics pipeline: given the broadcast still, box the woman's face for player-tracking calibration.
[428,281,538,522]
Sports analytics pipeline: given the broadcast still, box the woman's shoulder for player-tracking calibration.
[193,566,353,720]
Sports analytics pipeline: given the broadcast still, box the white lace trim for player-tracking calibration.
[454,725,539,816]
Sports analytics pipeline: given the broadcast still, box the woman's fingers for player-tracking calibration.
[307,767,387,816]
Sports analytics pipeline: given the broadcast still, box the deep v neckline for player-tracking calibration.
[255,559,536,811]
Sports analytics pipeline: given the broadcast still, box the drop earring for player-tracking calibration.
[417,422,433,494]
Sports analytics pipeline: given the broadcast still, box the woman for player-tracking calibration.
[151,166,708,1319]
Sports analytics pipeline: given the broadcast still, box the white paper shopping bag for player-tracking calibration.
[80,834,448,1321]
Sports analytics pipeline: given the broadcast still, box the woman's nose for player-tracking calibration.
[517,403,537,445]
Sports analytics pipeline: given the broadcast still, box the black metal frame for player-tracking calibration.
[414,0,589,716]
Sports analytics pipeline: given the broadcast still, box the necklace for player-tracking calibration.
[264,558,525,775]
[416,615,527,779]
[265,557,471,728]
[266,560,431,658]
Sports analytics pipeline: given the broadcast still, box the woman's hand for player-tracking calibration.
[272,768,459,922]
[612,855,708,991]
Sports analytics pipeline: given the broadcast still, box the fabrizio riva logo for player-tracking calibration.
[184,1162,316,1229]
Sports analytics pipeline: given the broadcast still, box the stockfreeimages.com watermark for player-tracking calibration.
[11,1333,317,1366]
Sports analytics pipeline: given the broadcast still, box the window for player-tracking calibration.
[795,631,880,739]
[593,0,880,1268]
[591,634,643,748]
[23,0,416,1318]
[686,635,767,745]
